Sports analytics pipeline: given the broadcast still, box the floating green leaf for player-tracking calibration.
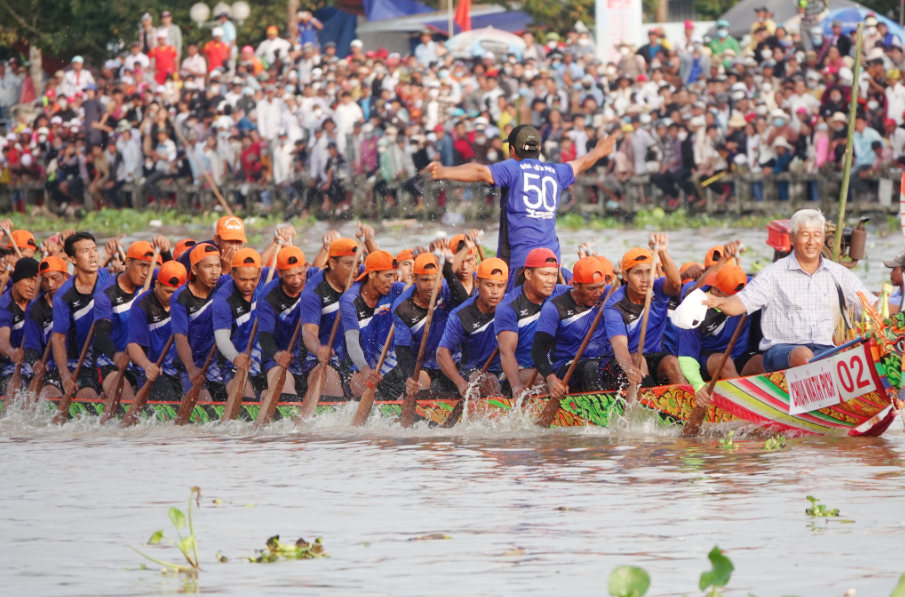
[148,530,164,545]
[700,546,734,592]
[891,573,905,597]
[764,435,787,451]
[168,507,186,530]
[805,496,841,518]
[718,430,737,451]
[608,565,651,597]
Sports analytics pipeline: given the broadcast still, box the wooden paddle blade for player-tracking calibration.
[683,404,708,436]
[221,367,249,422]
[351,384,378,427]
[254,369,289,427]
[53,322,96,424]
[7,363,22,404]
[440,399,465,429]
[299,363,326,420]
[122,381,153,427]
[175,344,217,426]
[25,342,52,409]
[400,390,419,428]
[535,395,562,428]
[99,366,128,424]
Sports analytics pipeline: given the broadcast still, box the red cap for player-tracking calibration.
[886,118,897,127]
[524,248,559,268]
[158,260,187,288]
[433,124,445,133]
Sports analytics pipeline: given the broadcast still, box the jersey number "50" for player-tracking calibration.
[523,173,559,211]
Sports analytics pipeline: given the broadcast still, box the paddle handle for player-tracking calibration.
[26,340,53,407]
[476,245,486,263]
[441,345,501,429]
[99,359,129,424]
[255,318,303,427]
[122,334,175,428]
[167,112,234,216]
[141,247,160,293]
[400,258,445,428]
[684,314,748,436]
[626,247,661,404]
[2,228,22,258]
[352,325,395,427]
[7,330,26,404]
[53,321,96,424]
[691,243,743,292]
[174,343,218,425]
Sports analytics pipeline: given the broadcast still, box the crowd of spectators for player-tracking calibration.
[1,5,905,217]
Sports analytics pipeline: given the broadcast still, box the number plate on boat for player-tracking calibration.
[785,344,877,415]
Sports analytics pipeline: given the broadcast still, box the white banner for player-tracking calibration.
[785,344,878,415]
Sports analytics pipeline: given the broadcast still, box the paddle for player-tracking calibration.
[25,341,53,409]
[682,314,749,437]
[174,343,218,426]
[52,321,96,424]
[167,112,234,216]
[221,246,281,422]
[2,227,23,259]
[99,246,159,424]
[690,244,743,293]
[254,319,303,428]
[400,253,446,428]
[6,335,26,405]
[299,240,365,420]
[625,246,661,404]
[351,326,395,427]
[121,334,175,428]
[536,278,622,428]
[441,346,500,429]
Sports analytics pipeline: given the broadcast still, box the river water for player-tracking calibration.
[3,223,905,596]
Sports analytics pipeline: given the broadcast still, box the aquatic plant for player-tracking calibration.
[244,536,327,563]
[892,573,905,596]
[130,487,201,574]
[805,495,841,518]
[718,430,737,451]
[698,546,734,597]
[608,565,650,597]
[764,435,787,450]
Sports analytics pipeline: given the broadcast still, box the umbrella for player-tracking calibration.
[445,27,526,60]
[820,7,905,43]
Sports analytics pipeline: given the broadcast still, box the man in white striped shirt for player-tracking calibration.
[705,209,873,372]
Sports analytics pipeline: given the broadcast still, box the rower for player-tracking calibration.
[127,261,187,401]
[171,243,228,401]
[175,216,289,277]
[300,238,361,398]
[532,257,612,401]
[396,249,415,286]
[704,209,876,372]
[339,250,404,398]
[437,258,510,398]
[677,265,763,408]
[428,124,617,290]
[173,238,197,260]
[23,257,70,399]
[494,248,572,398]
[212,248,269,401]
[257,246,312,399]
[0,258,39,395]
[7,230,38,260]
[94,240,163,404]
[602,234,685,388]
[52,232,113,401]
[395,251,470,398]
[448,232,479,296]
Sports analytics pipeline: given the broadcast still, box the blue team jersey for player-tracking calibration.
[52,269,113,368]
[299,268,349,369]
[0,289,30,377]
[129,290,179,376]
[24,294,55,371]
[494,284,571,368]
[256,278,304,375]
[536,287,611,371]
[603,278,671,357]
[439,295,500,372]
[489,158,575,271]
[170,277,229,382]
[339,281,405,373]
[211,271,272,378]
[94,275,143,367]
[392,280,454,371]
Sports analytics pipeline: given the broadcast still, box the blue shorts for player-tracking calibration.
[762,343,833,373]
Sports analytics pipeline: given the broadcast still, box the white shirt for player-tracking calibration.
[887,82,905,125]
[255,37,292,66]
[333,101,363,154]
[272,141,294,184]
[181,54,207,86]
[60,68,95,98]
[255,97,285,141]
[123,53,150,77]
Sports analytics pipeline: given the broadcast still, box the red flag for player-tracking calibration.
[454,0,471,32]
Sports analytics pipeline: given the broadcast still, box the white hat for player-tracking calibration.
[689,115,705,128]
[212,27,224,37]
[350,39,363,48]
[157,30,168,38]
[838,66,854,85]
[50,116,62,125]
[691,35,703,44]
[830,112,848,123]
[772,136,791,149]
[672,289,709,330]
[755,104,768,116]
[770,108,788,120]
[21,154,33,167]
[867,47,886,62]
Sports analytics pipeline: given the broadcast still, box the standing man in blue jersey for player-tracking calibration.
[0,258,39,395]
[437,258,509,398]
[212,248,269,401]
[171,243,228,401]
[494,248,573,398]
[602,235,684,389]
[339,249,404,398]
[532,257,612,401]
[94,240,162,404]
[128,261,187,401]
[52,232,113,401]
[24,257,70,400]
[428,125,616,289]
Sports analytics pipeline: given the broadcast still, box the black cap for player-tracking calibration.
[12,257,39,283]
[507,125,540,155]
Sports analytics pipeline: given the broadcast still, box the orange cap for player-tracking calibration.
[680,261,704,283]
[158,260,188,288]
[38,256,68,274]
[704,245,736,268]
[277,246,306,270]
[357,250,397,281]
[413,252,439,275]
[713,265,747,295]
[476,257,508,281]
[215,216,246,243]
[448,234,475,255]
[232,247,262,269]
[621,248,653,273]
[396,248,415,263]
[127,241,162,263]
[190,243,221,266]
[328,238,359,258]
[572,257,606,284]
[173,238,197,259]
[266,25,279,35]
[7,230,36,250]
[596,256,615,284]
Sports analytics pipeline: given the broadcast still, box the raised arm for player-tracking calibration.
[428,161,494,184]
[567,134,618,177]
